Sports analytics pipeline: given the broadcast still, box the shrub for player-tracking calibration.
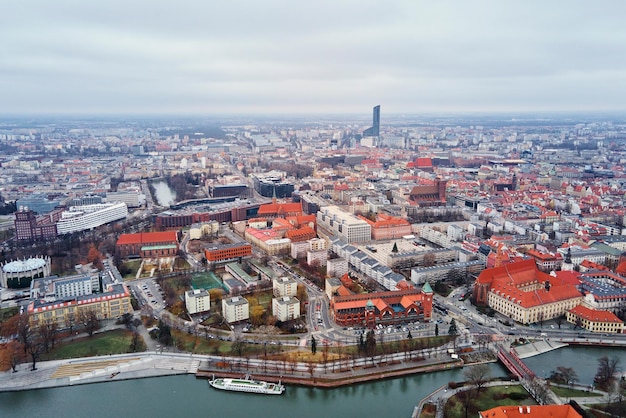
[508,392,528,401]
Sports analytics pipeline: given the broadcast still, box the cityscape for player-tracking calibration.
[2,1,626,418]
[1,109,626,417]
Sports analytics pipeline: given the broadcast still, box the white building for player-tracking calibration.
[188,221,219,240]
[56,202,128,235]
[307,249,328,267]
[273,276,297,298]
[317,205,371,243]
[308,238,327,251]
[185,289,211,315]
[327,258,349,278]
[272,296,300,322]
[222,296,250,323]
[106,191,145,208]
[290,241,309,259]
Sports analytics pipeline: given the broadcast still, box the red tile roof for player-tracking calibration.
[569,305,623,324]
[479,405,581,418]
[116,231,178,246]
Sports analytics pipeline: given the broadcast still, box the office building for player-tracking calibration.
[362,105,380,138]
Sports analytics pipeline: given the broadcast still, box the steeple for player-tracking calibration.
[272,185,277,204]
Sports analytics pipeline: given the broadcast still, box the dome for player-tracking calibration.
[2,258,47,274]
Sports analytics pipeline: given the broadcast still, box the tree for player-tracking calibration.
[311,336,317,355]
[0,340,25,372]
[65,313,77,337]
[595,355,621,390]
[448,318,458,336]
[365,330,377,364]
[464,363,491,393]
[78,309,101,337]
[157,320,173,346]
[250,305,266,326]
[435,323,439,337]
[422,252,436,267]
[549,366,578,386]
[38,320,59,353]
[555,315,565,330]
[129,332,142,352]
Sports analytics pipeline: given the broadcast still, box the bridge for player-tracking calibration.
[496,344,535,380]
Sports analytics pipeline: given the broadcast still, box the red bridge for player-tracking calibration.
[496,345,535,380]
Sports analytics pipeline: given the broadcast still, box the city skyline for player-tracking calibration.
[2,1,626,116]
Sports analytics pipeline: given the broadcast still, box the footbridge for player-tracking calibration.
[496,344,535,380]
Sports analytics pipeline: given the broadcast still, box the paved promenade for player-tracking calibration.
[0,349,464,392]
[0,352,199,392]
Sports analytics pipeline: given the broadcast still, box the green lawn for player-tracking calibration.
[0,306,19,324]
[551,385,602,398]
[44,329,146,360]
[444,385,535,418]
[122,260,142,279]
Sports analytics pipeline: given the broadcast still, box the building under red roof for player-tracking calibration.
[116,231,179,258]
[479,405,581,418]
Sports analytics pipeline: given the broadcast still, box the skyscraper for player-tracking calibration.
[362,105,380,137]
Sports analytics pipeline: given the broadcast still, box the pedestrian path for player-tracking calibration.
[51,357,142,378]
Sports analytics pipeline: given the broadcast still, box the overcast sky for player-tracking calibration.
[2,1,626,116]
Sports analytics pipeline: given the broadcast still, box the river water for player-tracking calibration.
[0,364,506,418]
[522,346,626,387]
[152,180,176,206]
[1,347,623,418]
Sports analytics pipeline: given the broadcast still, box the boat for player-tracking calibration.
[208,374,285,395]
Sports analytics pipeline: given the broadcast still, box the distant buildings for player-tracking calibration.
[409,179,447,207]
[362,105,380,138]
[317,206,371,243]
[251,172,294,198]
[359,213,412,240]
[55,202,128,235]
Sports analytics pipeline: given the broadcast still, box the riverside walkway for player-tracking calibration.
[0,347,464,392]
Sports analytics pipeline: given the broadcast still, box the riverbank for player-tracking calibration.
[0,350,467,392]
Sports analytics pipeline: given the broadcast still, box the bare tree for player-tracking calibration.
[464,363,491,393]
[38,320,59,353]
[595,356,621,390]
[65,313,76,337]
[78,309,101,337]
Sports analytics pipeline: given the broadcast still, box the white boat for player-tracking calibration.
[209,374,285,395]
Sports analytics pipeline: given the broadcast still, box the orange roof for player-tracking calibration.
[478,259,583,308]
[336,286,353,296]
[480,405,581,418]
[569,305,623,324]
[257,201,302,215]
[116,231,178,246]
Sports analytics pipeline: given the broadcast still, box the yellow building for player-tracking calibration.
[567,305,625,334]
[28,283,132,327]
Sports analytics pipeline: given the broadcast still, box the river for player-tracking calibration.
[522,345,626,387]
[0,364,506,418]
[1,346,623,418]
[152,180,176,206]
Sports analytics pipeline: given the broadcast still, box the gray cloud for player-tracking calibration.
[2,1,626,115]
